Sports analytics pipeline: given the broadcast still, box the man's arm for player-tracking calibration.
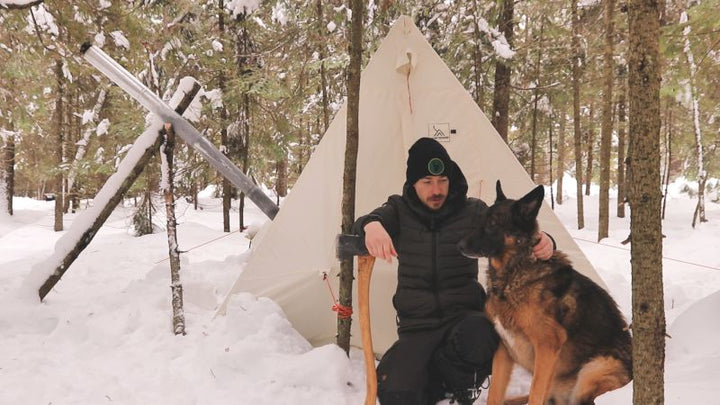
[352,199,400,263]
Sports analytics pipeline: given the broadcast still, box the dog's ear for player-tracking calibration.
[495,180,507,202]
[515,185,544,223]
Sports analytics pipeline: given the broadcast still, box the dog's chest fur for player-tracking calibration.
[484,256,566,371]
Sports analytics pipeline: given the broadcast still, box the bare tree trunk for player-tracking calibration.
[530,19,544,182]
[2,119,15,216]
[161,123,186,336]
[628,1,665,403]
[585,103,595,196]
[239,93,250,231]
[219,0,232,233]
[54,59,65,232]
[662,105,672,220]
[275,155,288,205]
[549,113,555,209]
[556,105,567,205]
[598,0,615,241]
[66,86,108,212]
[37,83,201,300]
[617,68,627,218]
[681,11,707,227]
[338,0,363,355]
[571,0,584,229]
[63,87,76,214]
[471,0,486,110]
[491,0,514,143]
[317,0,330,135]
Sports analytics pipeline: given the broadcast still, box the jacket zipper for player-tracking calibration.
[431,215,443,319]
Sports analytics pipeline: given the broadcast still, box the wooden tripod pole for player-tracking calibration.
[357,255,377,405]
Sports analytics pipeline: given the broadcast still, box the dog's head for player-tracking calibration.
[458,180,544,259]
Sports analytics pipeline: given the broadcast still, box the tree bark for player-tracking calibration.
[2,119,15,216]
[219,0,232,233]
[681,11,707,227]
[337,0,363,355]
[471,0,486,110]
[548,112,555,209]
[162,123,186,336]
[66,86,108,212]
[530,19,544,182]
[598,0,615,241]
[275,155,288,205]
[585,103,595,196]
[238,93,250,231]
[627,1,665,404]
[556,105,567,205]
[571,0,584,229]
[317,0,330,134]
[54,59,65,232]
[38,83,201,300]
[662,105,672,220]
[491,0,514,143]
[617,68,627,218]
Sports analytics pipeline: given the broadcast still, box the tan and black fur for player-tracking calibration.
[458,181,632,405]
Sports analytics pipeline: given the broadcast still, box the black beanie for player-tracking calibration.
[406,137,454,185]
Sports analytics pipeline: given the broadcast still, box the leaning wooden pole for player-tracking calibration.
[35,82,201,300]
[162,123,186,335]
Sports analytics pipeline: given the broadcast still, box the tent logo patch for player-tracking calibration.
[428,123,451,141]
[428,158,445,175]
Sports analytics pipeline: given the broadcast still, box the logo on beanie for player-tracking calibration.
[427,158,445,175]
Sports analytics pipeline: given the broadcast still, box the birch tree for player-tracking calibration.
[680,10,707,227]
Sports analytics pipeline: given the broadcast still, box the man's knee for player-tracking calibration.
[449,313,500,366]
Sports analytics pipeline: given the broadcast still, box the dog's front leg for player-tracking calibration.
[486,342,515,405]
[526,323,566,405]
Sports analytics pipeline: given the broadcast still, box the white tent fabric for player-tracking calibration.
[217,16,605,356]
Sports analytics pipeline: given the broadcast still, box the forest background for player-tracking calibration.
[2,0,719,236]
[2,1,719,404]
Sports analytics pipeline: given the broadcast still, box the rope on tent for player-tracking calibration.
[322,272,353,318]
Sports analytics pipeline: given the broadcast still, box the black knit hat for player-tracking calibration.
[406,137,454,185]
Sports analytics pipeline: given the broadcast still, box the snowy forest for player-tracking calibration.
[2,0,719,232]
[1,1,720,405]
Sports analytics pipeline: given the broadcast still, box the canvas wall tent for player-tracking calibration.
[217,16,605,356]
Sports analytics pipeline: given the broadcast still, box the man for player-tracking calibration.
[352,137,554,405]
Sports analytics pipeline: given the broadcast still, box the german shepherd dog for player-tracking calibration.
[458,181,632,405]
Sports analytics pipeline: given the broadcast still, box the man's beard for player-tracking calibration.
[425,194,446,209]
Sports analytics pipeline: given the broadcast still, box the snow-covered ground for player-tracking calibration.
[1,179,719,404]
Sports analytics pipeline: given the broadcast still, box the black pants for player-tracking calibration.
[376,312,500,405]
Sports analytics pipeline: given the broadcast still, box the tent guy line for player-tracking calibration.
[574,236,720,272]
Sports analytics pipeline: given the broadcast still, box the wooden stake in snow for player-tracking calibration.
[161,123,186,336]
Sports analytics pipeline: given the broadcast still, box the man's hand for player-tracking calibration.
[532,231,554,261]
[364,221,397,263]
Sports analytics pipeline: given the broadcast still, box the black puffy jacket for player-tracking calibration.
[353,163,488,333]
